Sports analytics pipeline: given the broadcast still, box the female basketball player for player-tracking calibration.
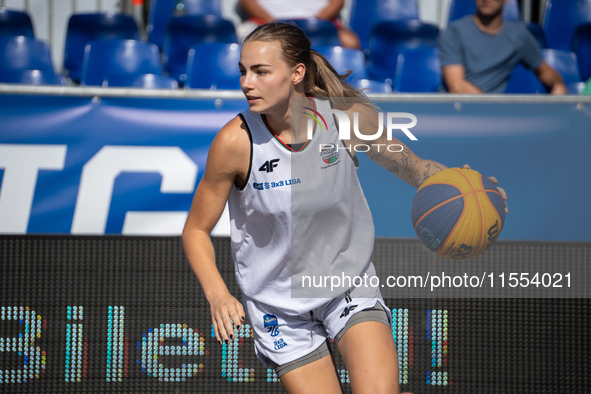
[182,23,507,394]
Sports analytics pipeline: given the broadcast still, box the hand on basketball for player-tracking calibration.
[209,291,246,345]
[462,164,509,213]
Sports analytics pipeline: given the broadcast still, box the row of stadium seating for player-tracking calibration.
[146,0,591,53]
[2,33,585,94]
[1,1,590,92]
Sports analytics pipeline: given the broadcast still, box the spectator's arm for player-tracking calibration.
[439,25,482,93]
[442,64,484,94]
[534,61,567,95]
[315,0,344,20]
[238,0,274,22]
[518,24,566,95]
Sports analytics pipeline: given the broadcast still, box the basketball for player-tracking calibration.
[411,168,505,259]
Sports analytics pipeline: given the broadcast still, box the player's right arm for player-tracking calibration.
[182,116,249,344]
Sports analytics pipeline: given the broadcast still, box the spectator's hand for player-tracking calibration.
[535,62,567,95]
[463,164,508,213]
[550,83,567,95]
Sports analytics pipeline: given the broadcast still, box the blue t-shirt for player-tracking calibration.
[438,15,544,93]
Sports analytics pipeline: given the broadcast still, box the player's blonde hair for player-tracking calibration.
[244,22,369,104]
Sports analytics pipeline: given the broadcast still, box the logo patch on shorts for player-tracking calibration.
[340,305,358,318]
[273,338,288,350]
[263,314,280,337]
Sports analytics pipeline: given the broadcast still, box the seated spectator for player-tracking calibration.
[236,0,360,49]
[439,0,566,94]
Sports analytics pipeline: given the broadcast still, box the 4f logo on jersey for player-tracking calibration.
[259,159,280,173]
[263,314,280,337]
[340,305,358,318]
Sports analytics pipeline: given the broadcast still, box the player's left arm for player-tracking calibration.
[347,104,509,212]
[347,103,447,188]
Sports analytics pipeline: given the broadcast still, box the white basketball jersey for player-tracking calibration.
[228,98,377,316]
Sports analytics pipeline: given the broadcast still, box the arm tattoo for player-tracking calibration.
[369,117,380,130]
[422,163,431,181]
[400,150,409,167]
[415,162,445,188]
[368,150,387,163]
[387,163,399,174]
[366,139,444,188]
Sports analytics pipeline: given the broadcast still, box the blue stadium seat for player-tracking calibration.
[447,0,475,21]
[63,12,140,83]
[448,0,521,23]
[349,78,393,93]
[393,46,441,92]
[504,63,545,94]
[569,81,586,93]
[0,35,54,73]
[572,22,591,81]
[543,48,582,87]
[367,20,439,84]
[349,0,419,51]
[526,22,547,48]
[147,0,222,51]
[0,8,34,38]
[505,51,583,94]
[185,43,241,90]
[543,0,591,51]
[106,73,179,89]
[277,19,340,47]
[162,15,237,83]
[314,45,367,82]
[0,69,67,85]
[503,0,522,21]
[181,0,222,15]
[80,39,163,87]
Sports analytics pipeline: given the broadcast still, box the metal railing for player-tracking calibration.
[1,83,590,105]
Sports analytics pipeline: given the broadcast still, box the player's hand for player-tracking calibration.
[462,164,509,214]
[208,291,246,345]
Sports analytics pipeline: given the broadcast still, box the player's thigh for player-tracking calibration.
[337,321,400,394]
[279,353,342,394]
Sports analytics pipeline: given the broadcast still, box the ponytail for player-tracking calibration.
[306,49,365,100]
